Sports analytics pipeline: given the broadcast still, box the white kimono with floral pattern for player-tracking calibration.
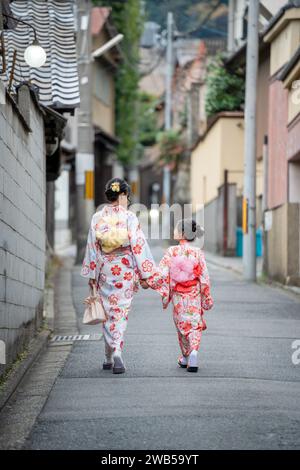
[148,241,213,357]
[81,205,155,354]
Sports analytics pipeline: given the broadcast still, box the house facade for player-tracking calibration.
[91,7,123,207]
[263,4,300,285]
[191,112,245,255]
[190,0,288,256]
[58,7,123,250]
[227,0,287,53]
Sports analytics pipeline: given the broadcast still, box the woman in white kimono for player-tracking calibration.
[81,178,154,374]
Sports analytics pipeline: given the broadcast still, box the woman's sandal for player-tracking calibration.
[103,361,113,370]
[113,355,126,374]
[187,351,198,373]
[178,357,188,369]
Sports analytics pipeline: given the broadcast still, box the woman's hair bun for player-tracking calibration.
[105,178,131,203]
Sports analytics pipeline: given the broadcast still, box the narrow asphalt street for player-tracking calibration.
[19,246,300,450]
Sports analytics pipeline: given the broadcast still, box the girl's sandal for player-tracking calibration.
[187,365,198,373]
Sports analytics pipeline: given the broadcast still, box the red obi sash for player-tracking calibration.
[174,279,199,294]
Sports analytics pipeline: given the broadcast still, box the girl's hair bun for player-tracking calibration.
[195,223,205,238]
[176,219,205,241]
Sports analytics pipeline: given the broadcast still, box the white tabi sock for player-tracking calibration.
[179,356,188,365]
[104,342,113,364]
[188,350,198,367]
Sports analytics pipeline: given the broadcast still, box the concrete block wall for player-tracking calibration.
[266,203,300,286]
[0,83,46,376]
[203,198,218,253]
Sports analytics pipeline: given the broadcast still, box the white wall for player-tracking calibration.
[55,169,72,249]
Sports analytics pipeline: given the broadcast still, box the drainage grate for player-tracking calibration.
[50,334,103,343]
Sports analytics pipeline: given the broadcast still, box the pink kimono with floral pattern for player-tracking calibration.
[148,241,213,357]
[81,205,155,354]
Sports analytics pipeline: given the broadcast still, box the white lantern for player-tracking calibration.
[24,40,47,68]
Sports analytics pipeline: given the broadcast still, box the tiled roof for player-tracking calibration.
[263,2,297,36]
[0,0,80,110]
[278,45,300,81]
[91,7,111,36]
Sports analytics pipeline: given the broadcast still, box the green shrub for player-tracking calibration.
[156,129,185,165]
[205,58,245,118]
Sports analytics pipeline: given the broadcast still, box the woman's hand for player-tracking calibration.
[88,278,96,289]
[140,279,149,290]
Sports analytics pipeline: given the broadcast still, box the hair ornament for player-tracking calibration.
[111,182,120,193]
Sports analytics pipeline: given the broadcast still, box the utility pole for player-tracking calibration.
[163,11,174,205]
[243,0,259,281]
[76,0,94,264]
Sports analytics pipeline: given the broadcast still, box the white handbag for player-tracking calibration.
[83,285,107,325]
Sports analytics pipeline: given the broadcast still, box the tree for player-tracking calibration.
[136,92,160,147]
[92,0,143,165]
[156,129,185,168]
[205,58,245,117]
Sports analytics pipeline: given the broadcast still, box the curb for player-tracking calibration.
[206,254,300,299]
[261,280,300,300]
[54,257,79,336]
[0,273,56,412]
[0,329,51,412]
[205,255,243,277]
[0,256,79,414]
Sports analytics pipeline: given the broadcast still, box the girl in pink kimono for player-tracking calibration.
[147,219,213,372]
[81,178,155,374]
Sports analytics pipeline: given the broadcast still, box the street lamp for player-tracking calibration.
[2,13,47,68]
[24,38,47,68]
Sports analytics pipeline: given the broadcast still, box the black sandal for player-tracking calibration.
[187,366,198,373]
[187,351,198,372]
[103,361,112,370]
[178,357,188,368]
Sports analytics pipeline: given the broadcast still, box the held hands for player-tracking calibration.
[140,279,149,290]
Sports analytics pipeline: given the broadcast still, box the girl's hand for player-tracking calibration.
[88,278,96,289]
[140,280,149,289]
